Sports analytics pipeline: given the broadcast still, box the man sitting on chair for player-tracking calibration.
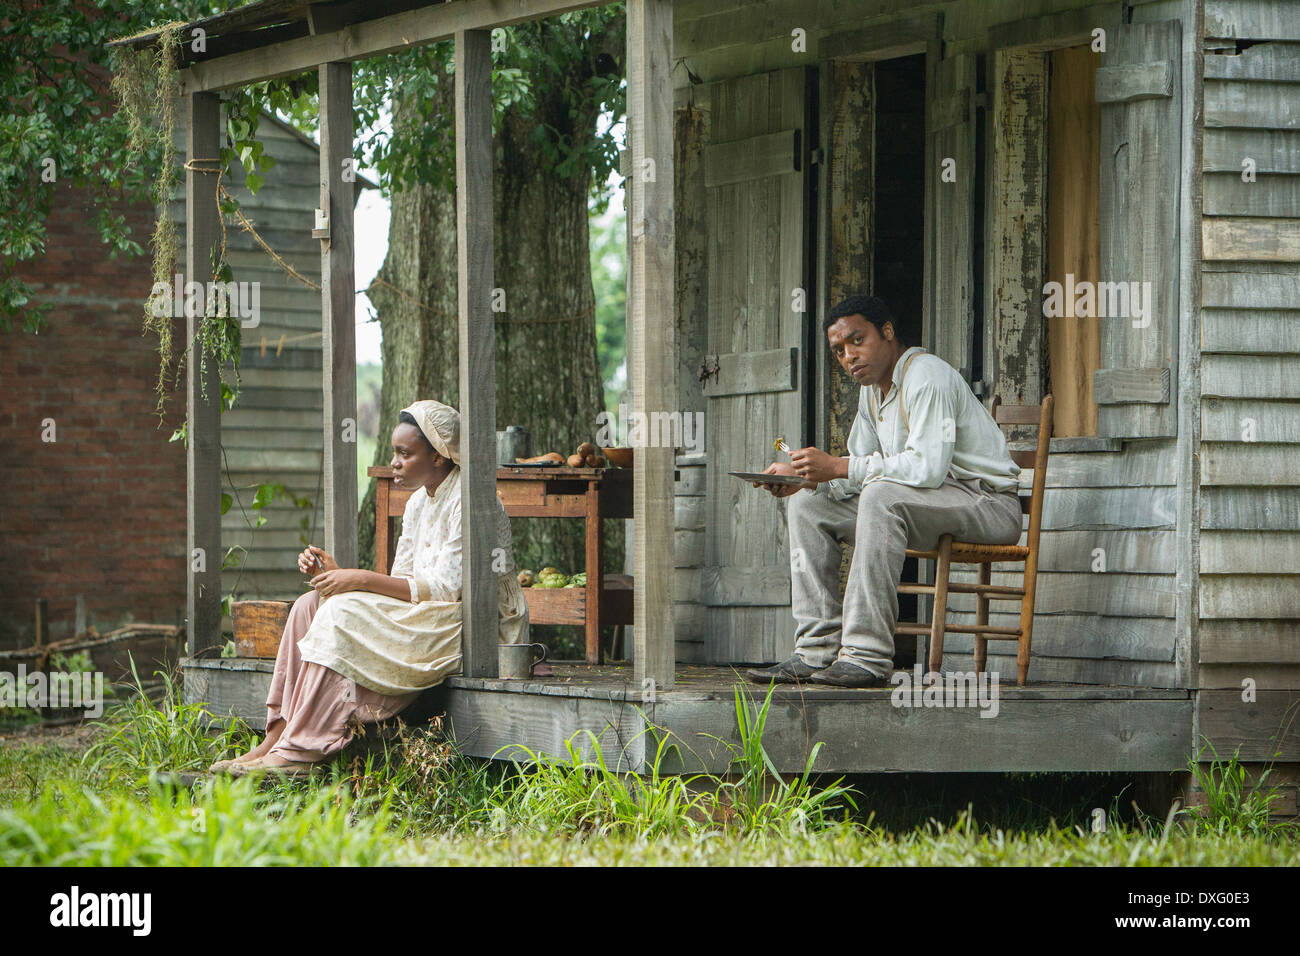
[746,294,1024,688]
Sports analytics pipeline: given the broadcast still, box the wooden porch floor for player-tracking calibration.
[183,659,1193,774]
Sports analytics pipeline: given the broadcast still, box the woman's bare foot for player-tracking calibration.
[234,721,286,763]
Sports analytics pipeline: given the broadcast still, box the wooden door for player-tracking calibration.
[700,67,815,664]
[1094,19,1181,438]
[923,52,978,381]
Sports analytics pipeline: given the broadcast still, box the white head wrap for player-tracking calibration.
[401,400,461,465]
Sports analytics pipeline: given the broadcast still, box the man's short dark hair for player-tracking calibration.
[823,294,906,343]
[397,410,433,450]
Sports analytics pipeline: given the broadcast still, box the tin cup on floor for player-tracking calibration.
[498,642,548,680]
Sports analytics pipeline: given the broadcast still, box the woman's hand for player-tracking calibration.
[308,568,371,597]
[298,545,339,575]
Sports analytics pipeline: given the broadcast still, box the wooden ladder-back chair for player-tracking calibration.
[894,394,1053,686]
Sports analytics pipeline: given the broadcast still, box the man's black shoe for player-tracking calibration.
[807,660,890,687]
[744,656,821,684]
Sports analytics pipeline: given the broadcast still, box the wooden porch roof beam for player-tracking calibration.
[176,0,613,94]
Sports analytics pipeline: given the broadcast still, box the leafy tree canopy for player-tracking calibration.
[1,0,625,334]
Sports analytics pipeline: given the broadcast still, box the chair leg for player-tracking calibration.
[1018,574,1036,687]
[927,535,953,676]
[974,562,991,676]
[1013,590,1034,686]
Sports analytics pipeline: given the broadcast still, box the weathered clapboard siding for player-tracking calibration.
[170,111,370,603]
[1201,619,1300,663]
[1205,0,1300,43]
[1199,33,1300,706]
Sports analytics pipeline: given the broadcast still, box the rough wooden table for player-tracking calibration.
[369,464,634,664]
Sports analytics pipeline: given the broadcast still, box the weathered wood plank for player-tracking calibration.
[1201,530,1300,573]
[673,527,704,567]
[654,695,1193,773]
[1094,367,1171,404]
[676,0,810,58]
[946,570,1176,617]
[1202,397,1300,441]
[949,651,1181,689]
[702,128,798,186]
[1201,443,1300,484]
[1206,1,1300,42]
[819,10,939,61]
[943,611,1176,661]
[699,346,798,396]
[183,658,274,730]
[455,30,498,678]
[672,465,706,496]
[1200,575,1300,618]
[985,4,1119,53]
[1016,441,1177,487]
[1201,619,1300,662]
[1205,79,1300,129]
[699,565,790,606]
[628,0,677,691]
[1201,308,1300,352]
[1095,19,1181,439]
[1202,353,1300,397]
[675,495,705,530]
[447,687,649,771]
[1095,59,1174,102]
[1203,128,1300,173]
[926,51,977,381]
[1204,174,1300,216]
[965,528,1176,573]
[1198,663,1300,689]
[1037,486,1177,530]
[186,91,224,656]
[1202,217,1300,262]
[1198,689,1300,762]
[319,62,358,571]
[1203,487,1300,529]
[1204,42,1300,81]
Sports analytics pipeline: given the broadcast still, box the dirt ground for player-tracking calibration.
[0,719,101,752]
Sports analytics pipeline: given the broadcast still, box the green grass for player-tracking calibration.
[0,675,1296,866]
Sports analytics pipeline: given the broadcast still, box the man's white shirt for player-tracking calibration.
[820,345,1021,500]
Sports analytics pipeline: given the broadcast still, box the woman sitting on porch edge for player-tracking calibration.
[210,399,530,777]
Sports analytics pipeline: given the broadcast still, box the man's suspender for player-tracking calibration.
[869,350,923,432]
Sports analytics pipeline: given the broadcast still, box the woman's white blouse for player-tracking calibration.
[389,466,518,603]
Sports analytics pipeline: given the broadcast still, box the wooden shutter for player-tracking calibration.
[923,52,977,381]
[1093,20,1181,437]
[700,67,813,664]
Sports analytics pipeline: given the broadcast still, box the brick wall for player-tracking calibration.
[0,181,187,649]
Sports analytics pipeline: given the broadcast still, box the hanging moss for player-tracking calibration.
[111,24,182,416]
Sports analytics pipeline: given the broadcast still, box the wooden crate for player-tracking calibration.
[232,601,291,658]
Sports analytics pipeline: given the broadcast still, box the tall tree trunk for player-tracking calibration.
[359,44,625,656]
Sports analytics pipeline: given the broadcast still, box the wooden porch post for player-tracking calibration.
[627,0,676,693]
[185,91,224,656]
[455,29,498,678]
[319,62,359,569]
